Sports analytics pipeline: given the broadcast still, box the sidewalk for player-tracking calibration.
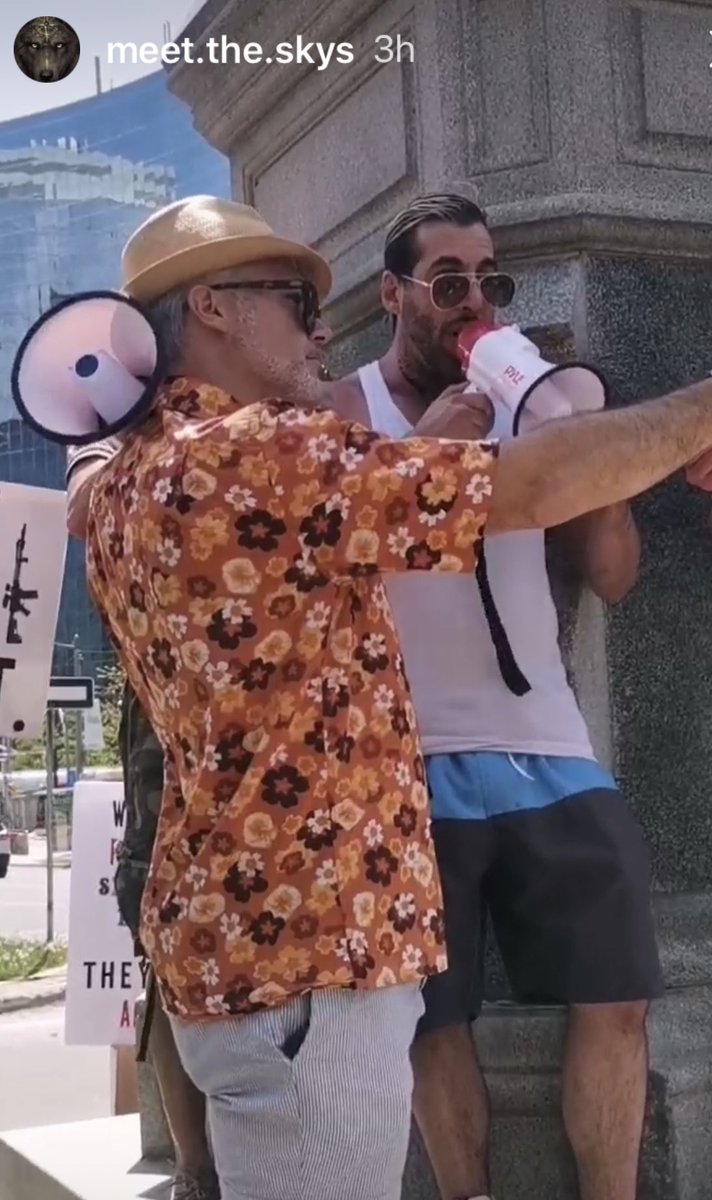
[0,965,67,1014]
[10,833,71,869]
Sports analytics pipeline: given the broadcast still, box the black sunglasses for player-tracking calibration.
[401,270,516,311]
[208,279,321,334]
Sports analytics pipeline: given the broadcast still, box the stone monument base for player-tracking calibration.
[404,991,712,1200]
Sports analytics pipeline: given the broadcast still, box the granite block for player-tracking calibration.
[583,257,712,898]
[402,988,712,1200]
[326,313,391,378]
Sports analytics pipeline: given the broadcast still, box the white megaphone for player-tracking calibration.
[11,290,164,446]
[457,321,609,434]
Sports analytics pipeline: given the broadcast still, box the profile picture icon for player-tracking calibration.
[14,16,80,83]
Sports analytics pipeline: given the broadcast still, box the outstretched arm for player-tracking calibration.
[314,378,712,555]
[291,375,712,576]
[169,379,712,586]
[487,378,712,533]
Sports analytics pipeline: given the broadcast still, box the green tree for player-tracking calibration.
[85,661,125,768]
[10,737,45,771]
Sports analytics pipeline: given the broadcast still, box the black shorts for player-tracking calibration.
[418,752,664,1035]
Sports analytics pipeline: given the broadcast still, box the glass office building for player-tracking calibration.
[0,72,230,675]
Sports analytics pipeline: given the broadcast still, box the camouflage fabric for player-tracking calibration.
[115,681,164,947]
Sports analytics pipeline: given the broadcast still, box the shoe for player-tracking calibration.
[171,1168,221,1200]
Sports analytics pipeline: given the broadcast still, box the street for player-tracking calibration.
[0,1003,110,1132]
[0,863,107,1134]
[0,861,70,939]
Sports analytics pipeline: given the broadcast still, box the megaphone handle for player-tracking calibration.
[475,548,531,696]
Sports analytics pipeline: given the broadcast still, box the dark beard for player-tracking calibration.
[398,314,464,403]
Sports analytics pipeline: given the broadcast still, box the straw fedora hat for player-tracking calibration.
[121,195,332,303]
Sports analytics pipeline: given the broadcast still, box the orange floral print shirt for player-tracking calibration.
[86,377,498,1021]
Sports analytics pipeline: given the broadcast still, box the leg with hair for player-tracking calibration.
[411,1022,491,1199]
[411,759,498,1200]
[148,1001,218,1194]
[486,767,663,1200]
[563,1001,649,1200]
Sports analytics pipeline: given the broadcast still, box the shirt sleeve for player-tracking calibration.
[300,412,498,576]
[205,404,498,578]
[65,437,120,483]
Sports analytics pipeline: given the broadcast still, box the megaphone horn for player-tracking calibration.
[458,322,609,436]
[11,290,165,446]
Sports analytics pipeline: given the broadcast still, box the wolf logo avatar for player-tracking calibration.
[14,16,80,83]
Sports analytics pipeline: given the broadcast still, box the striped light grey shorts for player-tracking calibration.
[170,983,425,1200]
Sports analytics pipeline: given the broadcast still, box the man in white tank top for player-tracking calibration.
[329,194,661,1200]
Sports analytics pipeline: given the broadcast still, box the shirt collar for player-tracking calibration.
[156,376,306,426]
[158,375,241,420]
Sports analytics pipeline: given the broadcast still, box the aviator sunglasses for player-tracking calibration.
[401,270,516,311]
[208,279,321,335]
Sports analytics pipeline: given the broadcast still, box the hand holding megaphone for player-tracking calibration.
[457,321,610,435]
[412,381,495,441]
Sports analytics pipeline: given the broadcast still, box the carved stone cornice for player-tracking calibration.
[168,0,387,154]
[324,204,712,339]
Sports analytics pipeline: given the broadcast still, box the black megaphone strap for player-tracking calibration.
[475,543,531,696]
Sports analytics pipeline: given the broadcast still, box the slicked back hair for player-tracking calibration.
[384,192,488,279]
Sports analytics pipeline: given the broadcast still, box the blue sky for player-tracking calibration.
[1,0,200,120]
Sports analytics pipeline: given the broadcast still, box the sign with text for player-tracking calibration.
[65,780,149,1046]
[0,483,67,739]
[48,675,94,709]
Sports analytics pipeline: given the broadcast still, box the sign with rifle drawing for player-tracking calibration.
[0,483,68,739]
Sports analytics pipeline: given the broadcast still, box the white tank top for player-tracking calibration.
[356,361,593,758]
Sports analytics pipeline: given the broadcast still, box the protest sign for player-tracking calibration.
[0,482,67,739]
[65,779,150,1046]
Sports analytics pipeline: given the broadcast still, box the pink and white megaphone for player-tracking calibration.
[457,321,609,434]
[11,290,164,446]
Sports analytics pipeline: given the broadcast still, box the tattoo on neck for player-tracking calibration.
[397,347,441,407]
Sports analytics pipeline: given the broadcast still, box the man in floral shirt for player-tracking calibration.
[65,318,334,1200]
[84,196,712,1200]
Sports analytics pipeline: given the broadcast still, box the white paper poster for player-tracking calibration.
[0,482,67,739]
[65,780,150,1046]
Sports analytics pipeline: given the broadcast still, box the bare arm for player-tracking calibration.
[488,380,712,533]
[550,503,641,603]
